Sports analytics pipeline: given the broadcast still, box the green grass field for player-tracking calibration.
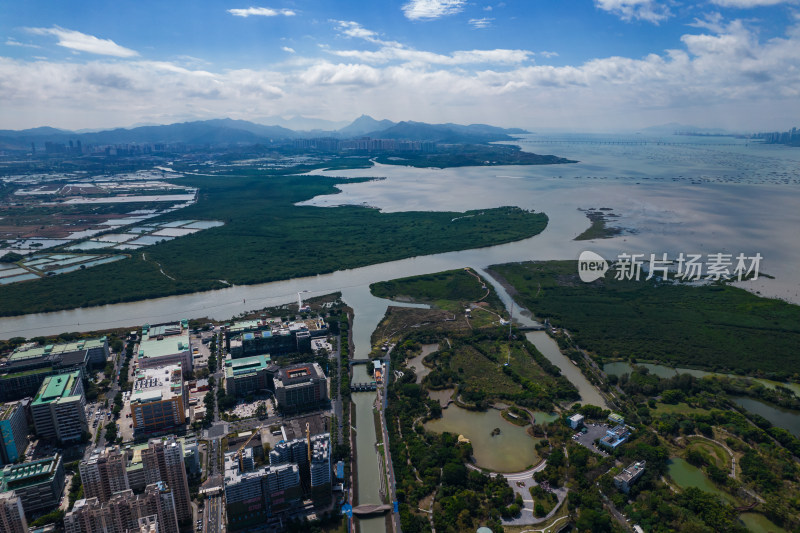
[0,174,547,316]
[491,260,800,378]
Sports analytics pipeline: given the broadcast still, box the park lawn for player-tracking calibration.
[652,402,710,416]
[687,439,730,471]
[449,344,521,397]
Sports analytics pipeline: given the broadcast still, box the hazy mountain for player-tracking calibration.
[0,116,529,149]
[261,115,350,131]
[367,121,528,143]
[338,115,396,137]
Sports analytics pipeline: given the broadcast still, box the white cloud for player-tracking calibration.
[5,38,41,49]
[688,12,727,32]
[710,0,795,6]
[539,51,559,58]
[3,16,800,130]
[469,17,494,28]
[26,26,138,57]
[595,0,672,23]
[402,0,466,20]
[227,7,296,18]
[282,46,296,53]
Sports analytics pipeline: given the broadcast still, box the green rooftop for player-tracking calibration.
[0,455,59,491]
[139,334,190,359]
[225,354,271,379]
[9,337,107,363]
[32,371,81,406]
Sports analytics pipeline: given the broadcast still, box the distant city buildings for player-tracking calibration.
[0,401,29,465]
[292,137,437,153]
[129,364,186,436]
[31,371,87,443]
[0,454,66,516]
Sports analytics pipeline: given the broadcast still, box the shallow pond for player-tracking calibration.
[425,404,539,472]
[667,457,735,504]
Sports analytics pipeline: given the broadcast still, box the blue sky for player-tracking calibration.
[2,0,799,131]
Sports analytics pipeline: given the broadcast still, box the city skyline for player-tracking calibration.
[1,1,800,132]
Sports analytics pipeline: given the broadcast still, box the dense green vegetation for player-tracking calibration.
[573,209,623,241]
[371,268,504,309]
[372,144,575,168]
[0,172,547,316]
[491,260,800,378]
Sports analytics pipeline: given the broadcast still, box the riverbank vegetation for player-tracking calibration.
[0,171,548,316]
[490,260,800,378]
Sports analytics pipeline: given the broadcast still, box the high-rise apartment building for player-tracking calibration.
[80,446,130,503]
[0,491,27,533]
[141,436,191,522]
[64,482,178,533]
[0,401,28,465]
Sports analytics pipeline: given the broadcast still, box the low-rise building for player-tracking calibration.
[568,413,585,429]
[0,454,66,516]
[0,401,29,465]
[614,461,646,493]
[599,425,631,450]
[31,371,87,443]
[137,321,192,375]
[129,365,186,436]
[224,355,271,396]
[273,363,328,413]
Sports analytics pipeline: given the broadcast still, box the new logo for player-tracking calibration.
[578,251,609,282]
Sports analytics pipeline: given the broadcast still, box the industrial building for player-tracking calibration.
[80,446,129,503]
[129,364,186,436]
[227,318,327,358]
[0,454,66,516]
[614,461,646,493]
[64,482,179,533]
[0,337,109,401]
[224,354,271,397]
[273,363,328,413]
[31,371,87,443]
[0,491,27,533]
[137,321,192,374]
[0,401,28,465]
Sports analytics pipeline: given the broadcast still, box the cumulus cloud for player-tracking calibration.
[26,26,139,57]
[469,18,494,28]
[595,0,672,23]
[227,7,296,17]
[282,46,296,53]
[402,0,466,20]
[3,16,800,130]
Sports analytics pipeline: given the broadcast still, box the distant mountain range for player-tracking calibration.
[0,116,529,150]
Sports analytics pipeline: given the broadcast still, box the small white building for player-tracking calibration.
[568,413,585,429]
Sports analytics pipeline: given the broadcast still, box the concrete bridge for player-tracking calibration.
[352,503,392,516]
[351,382,377,392]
